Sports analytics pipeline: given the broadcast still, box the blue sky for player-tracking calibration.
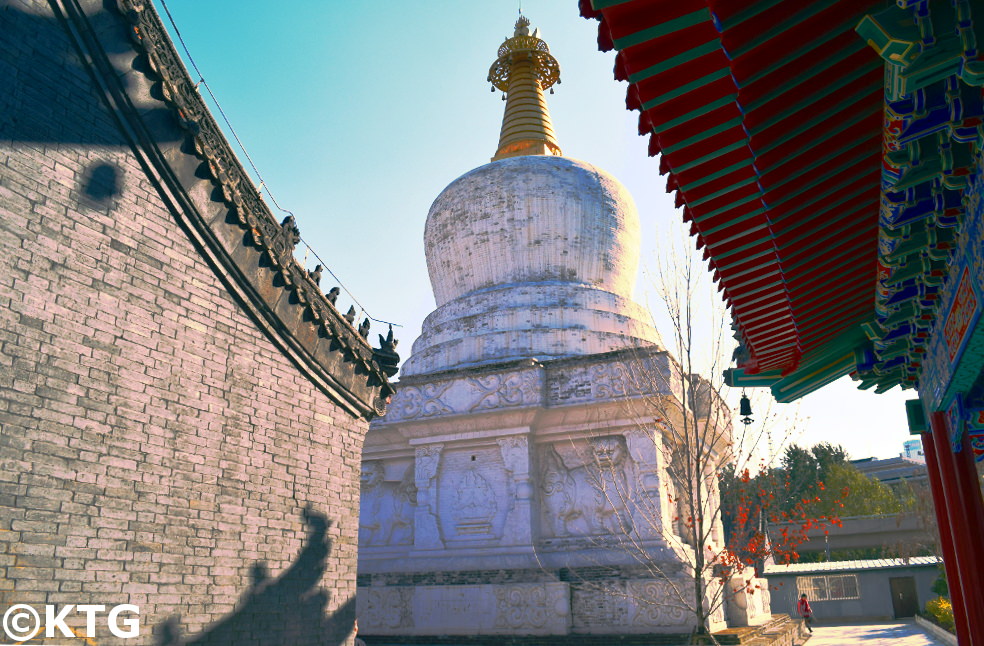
[154,1,915,461]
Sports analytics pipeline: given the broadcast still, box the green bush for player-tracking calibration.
[931,568,948,598]
[925,596,955,633]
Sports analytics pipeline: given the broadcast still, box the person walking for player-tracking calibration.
[797,593,814,633]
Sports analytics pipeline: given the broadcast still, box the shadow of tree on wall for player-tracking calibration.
[156,507,355,646]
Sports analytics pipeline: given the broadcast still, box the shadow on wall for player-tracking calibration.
[0,3,178,146]
[156,507,355,646]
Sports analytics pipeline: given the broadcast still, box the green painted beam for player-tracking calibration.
[729,3,864,62]
[590,0,635,9]
[771,175,873,230]
[743,40,867,113]
[779,200,869,249]
[724,368,784,388]
[654,95,740,136]
[641,68,732,111]
[717,0,785,32]
[755,81,883,156]
[771,349,857,403]
[672,139,748,174]
[713,236,775,262]
[661,117,745,155]
[689,176,760,208]
[743,16,869,87]
[695,190,763,221]
[716,245,777,270]
[747,64,882,138]
[678,157,752,192]
[767,149,875,209]
[629,39,722,84]
[760,131,877,194]
[700,221,771,248]
[613,8,712,50]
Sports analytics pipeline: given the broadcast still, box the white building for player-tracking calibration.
[356,17,767,638]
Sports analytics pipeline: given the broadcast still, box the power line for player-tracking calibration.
[157,0,400,329]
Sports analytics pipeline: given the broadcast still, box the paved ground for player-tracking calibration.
[799,619,948,645]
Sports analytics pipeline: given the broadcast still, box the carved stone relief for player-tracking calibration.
[359,460,416,547]
[451,468,498,536]
[414,444,444,548]
[626,580,692,627]
[546,354,671,406]
[384,368,541,422]
[538,436,637,539]
[438,448,511,541]
[493,584,567,630]
[468,371,540,412]
[359,586,414,630]
[571,583,628,631]
[497,435,532,545]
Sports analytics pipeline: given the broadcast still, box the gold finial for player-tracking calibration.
[514,15,530,36]
[487,17,562,161]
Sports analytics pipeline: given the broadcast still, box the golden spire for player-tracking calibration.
[488,16,562,161]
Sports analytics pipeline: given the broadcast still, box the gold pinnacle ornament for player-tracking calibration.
[488,16,562,161]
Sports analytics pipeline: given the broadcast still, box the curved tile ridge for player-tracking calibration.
[66,0,396,416]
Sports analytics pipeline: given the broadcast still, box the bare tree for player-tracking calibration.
[534,231,828,643]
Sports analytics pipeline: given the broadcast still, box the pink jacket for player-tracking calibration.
[798,598,813,617]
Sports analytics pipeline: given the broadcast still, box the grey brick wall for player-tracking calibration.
[0,2,366,644]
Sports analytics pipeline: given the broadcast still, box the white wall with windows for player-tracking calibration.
[765,558,940,621]
[796,574,861,602]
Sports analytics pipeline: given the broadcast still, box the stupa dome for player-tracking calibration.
[399,18,662,377]
[426,155,641,306]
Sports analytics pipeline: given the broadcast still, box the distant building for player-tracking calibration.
[852,456,929,488]
[765,557,941,621]
[903,438,926,461]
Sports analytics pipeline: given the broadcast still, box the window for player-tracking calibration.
[796,574,860,601]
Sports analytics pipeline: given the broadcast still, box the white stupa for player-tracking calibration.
[356,17,760,639]
[403,152,662,375]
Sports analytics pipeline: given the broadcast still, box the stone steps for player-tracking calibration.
[361,634,690,645]
[361,615,806,646]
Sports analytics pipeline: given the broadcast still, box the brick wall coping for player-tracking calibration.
[51,0,396,418]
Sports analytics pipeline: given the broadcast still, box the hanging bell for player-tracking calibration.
[739,392,754,426]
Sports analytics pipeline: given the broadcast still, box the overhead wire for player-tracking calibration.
[157,0,400,329]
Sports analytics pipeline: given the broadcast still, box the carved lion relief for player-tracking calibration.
[359,460,416,547]
[538,436,637,538]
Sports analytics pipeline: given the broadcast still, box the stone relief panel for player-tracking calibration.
[497,435,532,544]
[469,371,540,412]
[571,583,628,632]
[622,428,667,540]
[359,460,416,547]
[414,444,444,549]
[546,354,671,406]
[437,447,512,542]
[626,580,692,628]
[358,586,414,632]
[451,469,498,536]
[571,579,698,633]
[411,584,568,635]
[384,368,541,422]
[538,436,638,538]
[493,584,569,632]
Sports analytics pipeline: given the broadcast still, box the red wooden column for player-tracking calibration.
[929,412,984,644]
[922,430,971,644]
